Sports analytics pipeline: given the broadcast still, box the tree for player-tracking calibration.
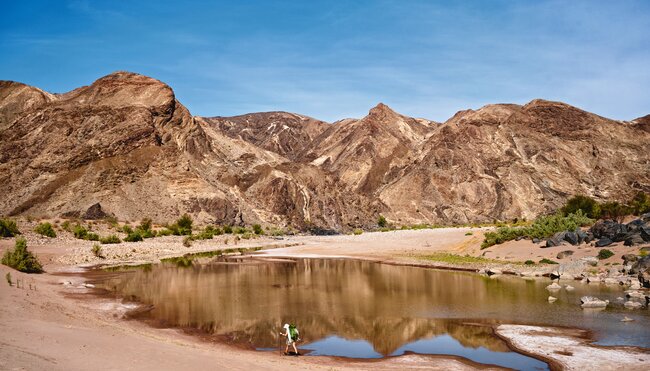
[561,195,601,219]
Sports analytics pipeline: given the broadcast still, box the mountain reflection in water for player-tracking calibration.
[94,258,649,359]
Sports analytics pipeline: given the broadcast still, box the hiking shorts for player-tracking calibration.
[286,338,295,345]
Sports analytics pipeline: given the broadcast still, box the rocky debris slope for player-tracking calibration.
[1,72,650,230]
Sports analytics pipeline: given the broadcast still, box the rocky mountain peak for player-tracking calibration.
[58,71,175,109]
[367,102,399,120]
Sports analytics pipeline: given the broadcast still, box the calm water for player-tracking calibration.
[91,258,650,370]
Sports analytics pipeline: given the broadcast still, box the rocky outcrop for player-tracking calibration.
[1,72,650,230]
[591,218,650,247]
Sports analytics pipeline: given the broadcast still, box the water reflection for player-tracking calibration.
[94,258,650,359]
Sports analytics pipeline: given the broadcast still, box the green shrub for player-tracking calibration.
[139,218,152,232]
[100,235,121,244]
[597,249,614,260]
[177,214,193,234]
[524,260,535,265]
[268,227,285,236]
[353,228,363,235]
[191,226,217,240]
[252,224,263,235]
[34,222,56,238]
[599,202,631,222]
[91,244,104,259]
[124,231,143,242]
[223,225,233,234]
[481,211,593,249]
[233,226,249,234]
[539,258,558,265]
[86,233,100,241]
[1,237,43,273]
[378,215,387,228]
[0,218,20,237]
[183,236,192,247]
[166,214,193,236]
[6,272,12,286]
[465,231,473,236]
[122,225,133,234]
[562,195,601,219]
[134,226,156,238]
[156,228,173,237]
[629,192,650,215]
[73,225,88,239]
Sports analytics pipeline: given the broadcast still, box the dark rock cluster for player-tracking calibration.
[545,229,593,247]
[590,213,650,247]
[544,213,650,248]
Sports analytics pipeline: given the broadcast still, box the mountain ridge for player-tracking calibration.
[1,71,648,230]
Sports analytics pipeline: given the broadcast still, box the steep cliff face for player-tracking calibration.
[1,72,649,229]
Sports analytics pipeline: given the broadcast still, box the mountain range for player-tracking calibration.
[1,72,648,231]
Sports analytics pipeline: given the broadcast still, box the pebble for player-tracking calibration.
[548,296,557,303]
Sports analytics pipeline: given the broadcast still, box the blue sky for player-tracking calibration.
[1,0,649,122]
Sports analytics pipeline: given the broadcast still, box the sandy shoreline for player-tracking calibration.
[2,225,649,370]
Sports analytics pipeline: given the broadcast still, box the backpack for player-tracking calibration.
[289,324,300,341]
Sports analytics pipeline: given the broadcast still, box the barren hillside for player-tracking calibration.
[1,72,648,230]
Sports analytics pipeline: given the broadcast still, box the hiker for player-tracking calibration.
[279,323,299,355]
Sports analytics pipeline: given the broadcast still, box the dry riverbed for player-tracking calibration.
[1,222,649,370]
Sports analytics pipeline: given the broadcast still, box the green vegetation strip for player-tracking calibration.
[481,211,592,249]
[413,252,518,265]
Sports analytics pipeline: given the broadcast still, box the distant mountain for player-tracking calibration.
[1,72,648,230]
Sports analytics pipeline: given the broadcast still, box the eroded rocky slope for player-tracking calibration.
[1,72,649,230]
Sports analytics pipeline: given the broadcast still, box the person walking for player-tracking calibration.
[279,323,299,355]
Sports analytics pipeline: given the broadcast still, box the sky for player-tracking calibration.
[1,0,649,122]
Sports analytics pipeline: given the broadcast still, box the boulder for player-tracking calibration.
[548,296,557,303]
[584,231,594,244]
[581,257,599,266]
[590,220,627,241]
[622,254,638,265]
[626,290,645,300]
[624,233,645,246]
[564,231,579,245]
[560,273,575,281]
[565,285,575,291]
[639,270,650,288]
[556,250,574,259]
[546,282,562,291]
[532,238,541,244]
[641,212,650,223]
[486,268,502,276]
[624,301,643,309]
[595,238,613,247]
[640,226,650,242]
[629,256,650,274]
[576,229,588,244]
[630,280,641,290]
[82,203,111,220]
[626,219,645,231]
[581,296,608,308]
[545,233,564,248]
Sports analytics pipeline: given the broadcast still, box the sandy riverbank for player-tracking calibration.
[1,224,649,370]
